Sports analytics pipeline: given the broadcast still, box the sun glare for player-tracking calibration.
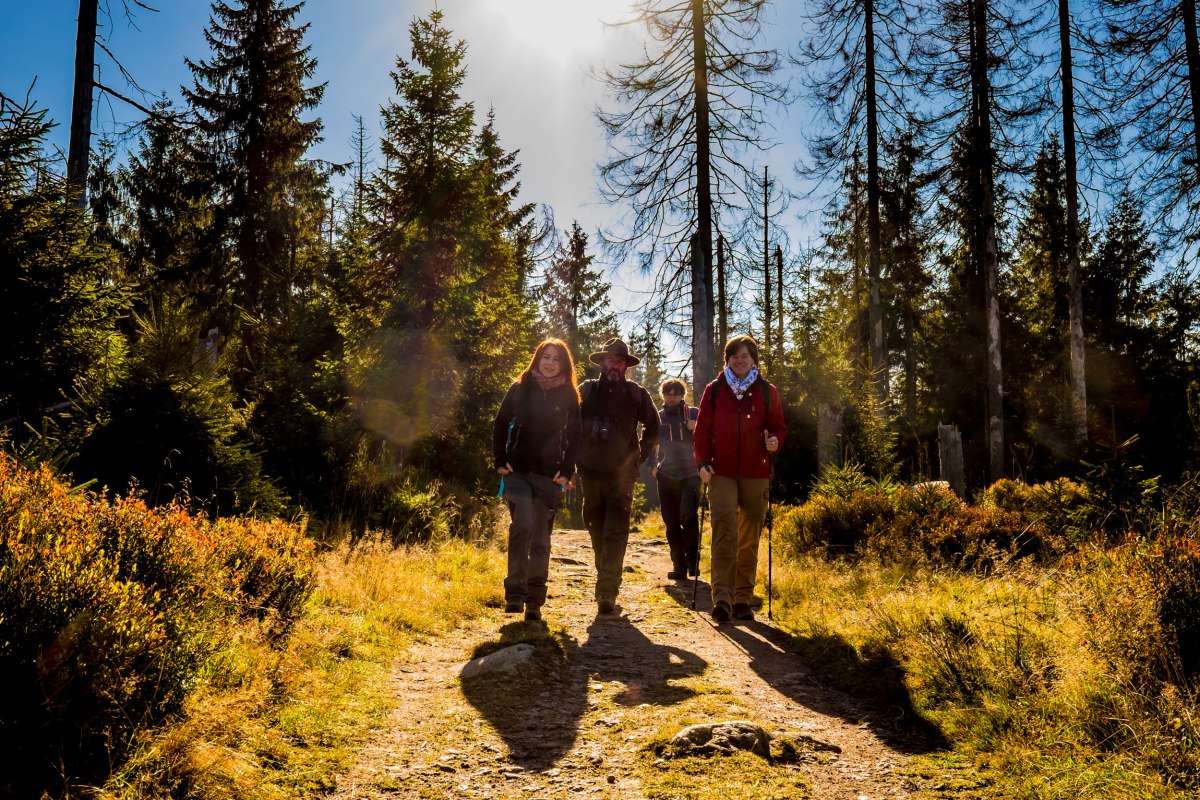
[485,0,634,62]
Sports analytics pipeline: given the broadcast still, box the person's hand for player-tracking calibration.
[650,465,658,478]
[764,431,779,453]
[686,418,697,432]
[552,471,568,486]
[699,465,713,484]
[497,463,513,475]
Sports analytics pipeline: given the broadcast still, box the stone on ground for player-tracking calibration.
[669,720,771,757]
[460,643,535,679]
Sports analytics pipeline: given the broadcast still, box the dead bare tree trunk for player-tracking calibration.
[691,0,716,382]
[68,0,99,208]
[865,0,886,406]
[775,244,784,366]
[1059,0,1088,448]
[691,234,712,389]
[1184,0,1200,175]
[973,0,1004,481]
[763,166,773,373]
[717,234,728,347]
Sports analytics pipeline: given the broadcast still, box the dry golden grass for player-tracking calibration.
[765,549,1197,800]
[100,532,506,799]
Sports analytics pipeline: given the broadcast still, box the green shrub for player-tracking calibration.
[873,502,1035,572]
[0,456,315,794]
[812,460,902,500]
[374,476,453,545]
[1139,534,1200,681]
[775,490,896,557]
[780,478,1056,571]
[980,477,1087,550]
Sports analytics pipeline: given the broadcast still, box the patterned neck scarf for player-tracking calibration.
[723,366,759,400]
[531,368,566,392]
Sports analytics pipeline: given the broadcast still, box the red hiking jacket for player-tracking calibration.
[693,374,786,479]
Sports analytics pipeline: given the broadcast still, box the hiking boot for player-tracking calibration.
[712,601,731,623]
[524,607,543,622]
[687,559,700,578]
[504,601,524,614]
[732,602,754,621]
[597,597,616,615]
[667,562,687,580]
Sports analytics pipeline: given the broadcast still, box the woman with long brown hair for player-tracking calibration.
[491,338,582,622]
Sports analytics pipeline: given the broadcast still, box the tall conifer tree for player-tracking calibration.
[184,0,327,367]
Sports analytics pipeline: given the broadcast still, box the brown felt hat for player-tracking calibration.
[589,338,641,367]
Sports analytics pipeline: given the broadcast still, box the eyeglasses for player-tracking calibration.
[663,391,684,396]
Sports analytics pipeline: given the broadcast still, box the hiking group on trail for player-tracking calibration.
[492,334,786,624]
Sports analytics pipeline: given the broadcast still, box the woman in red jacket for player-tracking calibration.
[694,335,786,623]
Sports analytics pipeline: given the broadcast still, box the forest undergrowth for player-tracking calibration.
[4,455,1200,798]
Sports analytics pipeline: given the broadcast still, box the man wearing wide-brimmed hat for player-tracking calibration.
[577,338,660,614]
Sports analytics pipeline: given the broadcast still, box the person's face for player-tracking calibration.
[727,345,754,379]
[538,346,564,378]
[662,388,684,407]
[602,354,628,381]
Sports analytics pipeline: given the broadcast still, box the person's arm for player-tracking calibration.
[637,388,661,466]
[766,383,786,446]
[557,391,583,479]
[693,383,714,480]
[492,383,519,470]
[762,383,786,454]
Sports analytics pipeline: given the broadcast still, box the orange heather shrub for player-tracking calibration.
[0,456,315,794]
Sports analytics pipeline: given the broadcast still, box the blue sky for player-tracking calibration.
[0,1,811,359]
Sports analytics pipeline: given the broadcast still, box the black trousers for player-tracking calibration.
[657,473,700,571]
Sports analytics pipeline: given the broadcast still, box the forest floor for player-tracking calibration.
[327,526,984,800]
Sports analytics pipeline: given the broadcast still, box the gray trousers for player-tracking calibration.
[579,467,635,602]
[503,473,560,609]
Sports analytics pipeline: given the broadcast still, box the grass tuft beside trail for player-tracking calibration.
[767,550,1198,800]
[101,534,506,799]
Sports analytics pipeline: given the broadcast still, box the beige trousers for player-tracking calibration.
[707,475,769,607]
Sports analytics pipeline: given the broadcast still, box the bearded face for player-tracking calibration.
[602,354,628,382]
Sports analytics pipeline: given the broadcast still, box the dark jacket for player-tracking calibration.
[577,377,660,475]
[653,403,699,480]
[694,373,786,479]
[492,378,582,479]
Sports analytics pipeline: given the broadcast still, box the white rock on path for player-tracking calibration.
[459,643,535,679]
[669,720,771,757]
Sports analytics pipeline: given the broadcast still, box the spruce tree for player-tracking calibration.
[183,0,327,368]
[120,101,213,306]
[0,98,129,437]
[541,221,620,378]
[364,9,537,488]
[795,0,916,406]
[1006,139,1075,472]
[879,132,933,434]
[913,0,1048,482]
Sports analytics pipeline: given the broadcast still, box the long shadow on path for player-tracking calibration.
[460,613,708,772]
[665,583,946,755]
[578,611,707,707]
[459,622,587,772]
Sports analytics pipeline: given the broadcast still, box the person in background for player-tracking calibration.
[577,338,660,614]
[650,378,700,581]
[693,335,786,623]
[492,338,582,623]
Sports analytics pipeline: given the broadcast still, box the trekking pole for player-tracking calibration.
[767,479,773,621]
[692,482,707,611]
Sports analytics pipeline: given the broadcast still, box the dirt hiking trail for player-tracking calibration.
[330,527,964,799]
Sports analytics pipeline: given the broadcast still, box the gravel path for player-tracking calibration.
[329,527,951,799]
